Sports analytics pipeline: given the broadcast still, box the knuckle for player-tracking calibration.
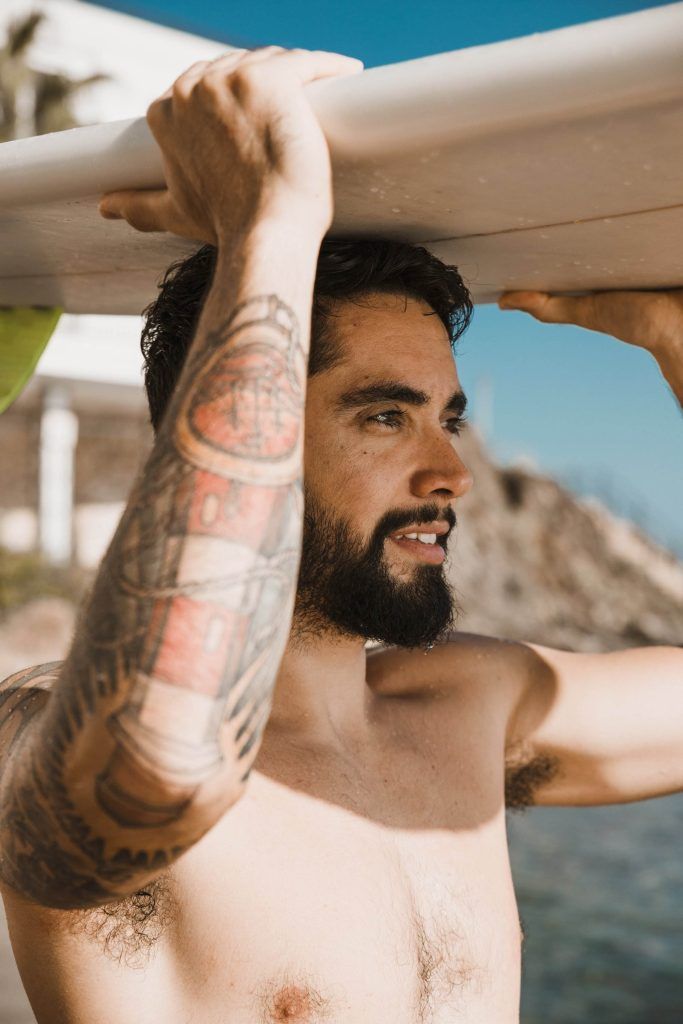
[173,61,213,104]
[233,62,259,84]
[230,64,261,96]
[146,97,173,140]
[196,70,227,101]
[250,44,284,56]
[146,97,163,126]
[186,59,211,76]
[172,77,194,105]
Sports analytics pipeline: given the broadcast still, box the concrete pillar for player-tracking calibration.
[39,385,78,566]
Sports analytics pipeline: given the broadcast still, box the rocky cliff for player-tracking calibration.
[452,429,683,651]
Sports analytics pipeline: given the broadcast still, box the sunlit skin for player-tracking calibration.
[2,39,682,1024]
[4,285,682,1024]
[267,290,473,746]
[304,294,471,577]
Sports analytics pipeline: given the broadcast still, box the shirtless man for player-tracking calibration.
[1,46,682,1024]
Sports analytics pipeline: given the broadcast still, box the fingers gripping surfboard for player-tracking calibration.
[0,3,681,319]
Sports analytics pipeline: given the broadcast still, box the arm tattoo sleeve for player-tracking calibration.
[0,293,308,907]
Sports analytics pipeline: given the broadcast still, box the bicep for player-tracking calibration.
[508,643,683,805]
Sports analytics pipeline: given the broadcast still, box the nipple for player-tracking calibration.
[267,982,330,1022]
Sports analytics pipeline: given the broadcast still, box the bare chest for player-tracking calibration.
[20,698,522,1024]
[164,731,522,1024]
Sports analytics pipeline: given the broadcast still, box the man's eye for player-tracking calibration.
[368,410,403,427]
[445,415,468,436]
[368,411,469,434]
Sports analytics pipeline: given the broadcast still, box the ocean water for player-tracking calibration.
[508,794,683,1024]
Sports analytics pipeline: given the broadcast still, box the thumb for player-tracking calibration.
[498,290,596,328]
[98,189,172,233]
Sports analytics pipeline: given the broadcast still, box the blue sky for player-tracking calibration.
[95,0,682,554]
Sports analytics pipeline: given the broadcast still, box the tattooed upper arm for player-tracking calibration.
[0,289,308,910]
[0,215,320,904]
[0,664,60,896]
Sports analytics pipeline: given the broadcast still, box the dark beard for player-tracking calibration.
[293,494,458,648]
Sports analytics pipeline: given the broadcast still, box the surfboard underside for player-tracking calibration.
[1,4,682,313]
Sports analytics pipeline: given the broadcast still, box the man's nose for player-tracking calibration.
[409,437,474,500]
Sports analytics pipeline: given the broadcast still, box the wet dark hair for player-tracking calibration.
[140,237,473,434]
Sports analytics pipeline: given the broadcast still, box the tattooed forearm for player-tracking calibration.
[0,234,320,906]
[89,294,306,828]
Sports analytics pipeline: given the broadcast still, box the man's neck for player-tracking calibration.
[266,626,373,750]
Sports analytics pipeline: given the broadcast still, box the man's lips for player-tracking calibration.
[389,521,450,538]
[387,534,446,564]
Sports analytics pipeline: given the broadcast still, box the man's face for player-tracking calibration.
[294,291,473,648]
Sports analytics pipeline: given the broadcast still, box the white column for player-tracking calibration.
[39,385,79,566]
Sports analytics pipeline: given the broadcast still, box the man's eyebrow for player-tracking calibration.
[335,380,468,416]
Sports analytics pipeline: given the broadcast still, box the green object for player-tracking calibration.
[0,307,62,413]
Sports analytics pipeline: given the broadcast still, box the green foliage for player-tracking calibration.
[0,9,107,141]
[0,545,88,617]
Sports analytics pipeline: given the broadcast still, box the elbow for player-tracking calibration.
[0,758,244,915]
[0,864,124,913]
[91,719,247,833]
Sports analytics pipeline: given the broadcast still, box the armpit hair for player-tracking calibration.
[504,753,560,811]
[65,874,174,968]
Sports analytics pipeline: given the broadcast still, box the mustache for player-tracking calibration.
[374,503,456,543]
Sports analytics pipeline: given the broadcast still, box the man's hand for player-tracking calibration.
[498,287,683,406]
[98,46,364,245]
[498,287,683,352]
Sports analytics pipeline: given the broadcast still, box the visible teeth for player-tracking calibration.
[394,532,438,544]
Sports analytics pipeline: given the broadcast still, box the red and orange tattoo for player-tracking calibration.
[0,293,307,906]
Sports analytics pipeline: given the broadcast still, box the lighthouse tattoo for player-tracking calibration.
[94,294,307,827]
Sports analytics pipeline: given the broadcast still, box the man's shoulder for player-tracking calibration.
[366,631,535,702]
[366,634,559,806]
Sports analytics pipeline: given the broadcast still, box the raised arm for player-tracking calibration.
[375,286,683,807]
[496,283,683,805]
[0,47,363,910]
[505,641,683,805]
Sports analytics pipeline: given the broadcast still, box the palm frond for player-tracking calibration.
[6,11,45,58]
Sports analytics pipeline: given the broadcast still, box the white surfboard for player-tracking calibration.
[0,2,682,314]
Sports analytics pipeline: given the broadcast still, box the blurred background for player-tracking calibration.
[0,1,681,1021]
